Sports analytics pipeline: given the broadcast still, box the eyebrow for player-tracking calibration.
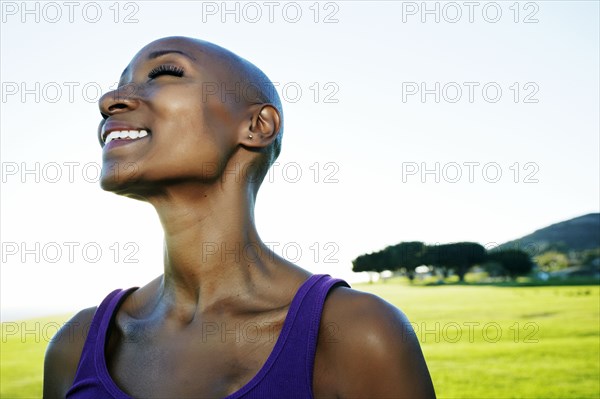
[120,49,197,80]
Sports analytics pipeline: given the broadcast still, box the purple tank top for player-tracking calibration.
[66,274,350,398]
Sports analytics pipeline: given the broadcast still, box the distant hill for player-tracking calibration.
[495,213,600,254]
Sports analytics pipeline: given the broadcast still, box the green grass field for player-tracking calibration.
[1,283,599,398]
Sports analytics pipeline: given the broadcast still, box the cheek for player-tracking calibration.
[144,87,236,179]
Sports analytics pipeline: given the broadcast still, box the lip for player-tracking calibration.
[101,120,150,144]
[103,133,150,152]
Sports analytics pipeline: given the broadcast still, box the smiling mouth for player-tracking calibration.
[104,129,150,144]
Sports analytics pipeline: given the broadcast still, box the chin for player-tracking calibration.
[100,163,140,195]
[100,158,138,185]
[100,176,132,195]
[100,166,165,203]
[100,179,151,203]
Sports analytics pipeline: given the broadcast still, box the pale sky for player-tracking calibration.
[1,1,599,321]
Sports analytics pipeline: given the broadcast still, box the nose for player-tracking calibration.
[99,83,141,118]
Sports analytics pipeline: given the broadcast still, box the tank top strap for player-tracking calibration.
[67,287,138,398]
[303,274,350,384]
[240,274,350,398]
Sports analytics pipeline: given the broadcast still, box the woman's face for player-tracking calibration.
[98,37,244,196]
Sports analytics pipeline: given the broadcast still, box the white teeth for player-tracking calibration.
[105,132,118,143]
[104,129,149,144]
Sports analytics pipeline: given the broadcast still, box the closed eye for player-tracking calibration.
[148,64,185,80]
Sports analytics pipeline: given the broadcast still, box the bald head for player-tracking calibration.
[127,36,284,167]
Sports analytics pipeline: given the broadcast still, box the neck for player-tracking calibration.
[144,180,275,316]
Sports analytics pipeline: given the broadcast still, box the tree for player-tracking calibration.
[534,250,569,272]
[568,247,600,268]
[421,245,448,278]
[487,249,533,279]
[352,249,392,274]
[424,242,486,282]
[351,254,370,273]
[388,242,426,282]
[353,241,489,283]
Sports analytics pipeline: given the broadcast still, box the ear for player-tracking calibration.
[239,104,281,149]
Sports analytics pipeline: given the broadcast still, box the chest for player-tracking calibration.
[105,317,285,398]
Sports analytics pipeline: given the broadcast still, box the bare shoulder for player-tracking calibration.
[316,286,436,399]
[43,306,97,399]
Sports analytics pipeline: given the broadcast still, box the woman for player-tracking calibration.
[43,36,436,399]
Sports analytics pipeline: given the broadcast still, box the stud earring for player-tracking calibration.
[248,134,253,139]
